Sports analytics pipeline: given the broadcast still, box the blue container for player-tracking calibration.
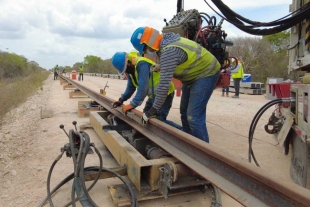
[242,74,252,82]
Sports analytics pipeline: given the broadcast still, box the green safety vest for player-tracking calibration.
[129,57,175,99]
[79,67,84,74]
[231,61,244,79]
[161,37,220,86]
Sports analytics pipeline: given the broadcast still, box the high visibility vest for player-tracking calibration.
[231,61,244,79]
[129,57,175,99]
[161,37,220,86]
[79,67,84,74]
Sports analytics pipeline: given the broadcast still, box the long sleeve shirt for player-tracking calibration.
[152,33,187,110]
[120,61,151,108]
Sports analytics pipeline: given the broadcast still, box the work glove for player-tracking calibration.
[141,107,158,126]
[150,64,160,72]
[122,104,134,114]
[112,98,123,108]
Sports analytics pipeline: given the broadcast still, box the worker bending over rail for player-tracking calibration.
[111,51,182,130]
[131,26,220,143]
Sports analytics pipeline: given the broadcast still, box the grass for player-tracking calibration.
[0,71,49,125]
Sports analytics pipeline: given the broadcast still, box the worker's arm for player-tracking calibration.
[120,76,136,102]
[152,47,186,110]
[129,61,151,108]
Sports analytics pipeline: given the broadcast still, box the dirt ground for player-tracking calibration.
[0,74,295,207]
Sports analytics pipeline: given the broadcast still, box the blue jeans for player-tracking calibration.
[222,87,229,93]
[144,91,182,130]
[180,72,220,143]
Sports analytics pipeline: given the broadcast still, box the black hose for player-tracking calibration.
[40,130,137,207]
[63,144,103,207]
[248,99,289,166]
[78,132,98,207]
[47,152,64,207]
[248,99,283,165]
[248,99,284,165]
[204,0,310,35]
[38,166,137,207]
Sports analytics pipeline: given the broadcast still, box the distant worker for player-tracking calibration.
[53,65,58,80]
[230,60,244,98]
[62,68,66,76]
[221,69,231,97]
[111,51,182,130]
[130,26,220,143]
[79,65,84,81]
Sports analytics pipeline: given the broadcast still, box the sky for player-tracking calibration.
[0,0,292,69]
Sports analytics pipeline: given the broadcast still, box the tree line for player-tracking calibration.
[2,31,292,83]
[52,56,118,75]
[0,51,45,79]
[227,31,292,83]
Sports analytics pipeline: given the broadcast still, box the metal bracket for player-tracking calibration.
[158,163,174,198]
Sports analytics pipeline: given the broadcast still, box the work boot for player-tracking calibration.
[221,92,224,97]
[232,95,239,98]
[226,93,229,97]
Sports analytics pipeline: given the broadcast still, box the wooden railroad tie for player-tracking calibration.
[60,79,68,85]
[69,90,89,99]
[63,84,76,90]
[78,100,103,117]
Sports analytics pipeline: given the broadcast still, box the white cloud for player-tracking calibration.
[0,0,292,69]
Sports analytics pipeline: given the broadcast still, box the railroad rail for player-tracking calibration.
[62,76,310,207]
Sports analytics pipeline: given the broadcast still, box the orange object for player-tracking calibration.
[215,73,230,89]
[172,78,182,97]
[122,104,134,114]
[71,70,76,80]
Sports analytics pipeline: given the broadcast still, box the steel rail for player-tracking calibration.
[63,76,310,207]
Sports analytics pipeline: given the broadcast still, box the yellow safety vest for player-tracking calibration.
[129,57,175,99]
[79,67,84,74]
[231,61,244,79]
[161,37,220,86]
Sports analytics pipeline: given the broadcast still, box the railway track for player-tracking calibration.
[62,76,310,207]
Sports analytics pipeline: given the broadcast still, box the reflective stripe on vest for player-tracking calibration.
[129,57,175,98]
[161,37,220,86]
[231,62,244,79]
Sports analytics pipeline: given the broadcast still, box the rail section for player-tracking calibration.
[61,76,310,207]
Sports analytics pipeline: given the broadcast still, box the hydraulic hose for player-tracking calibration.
[248,98,291,166]
[39,166,137,207]
[47,151,64,207]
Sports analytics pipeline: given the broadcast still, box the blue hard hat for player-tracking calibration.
[130,27,146,55]
[112,52,127,74]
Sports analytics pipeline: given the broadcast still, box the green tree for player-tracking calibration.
[227,34,289,83]
[263,30,290,52]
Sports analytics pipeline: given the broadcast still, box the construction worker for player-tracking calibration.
[111,51,182,130]
[53,65,58,80]
[79,65,84,81]
[130,26,220,143]
[231,60,245,98]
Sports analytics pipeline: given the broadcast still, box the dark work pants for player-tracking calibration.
[233,78,241,96]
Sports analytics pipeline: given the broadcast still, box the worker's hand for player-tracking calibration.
[141,107,158,126]
[122,104,134,114]
[150,64,160,72]
[112,98,123,108]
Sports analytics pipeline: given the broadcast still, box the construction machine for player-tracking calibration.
[42,1,310,207]
[163,0,310,190]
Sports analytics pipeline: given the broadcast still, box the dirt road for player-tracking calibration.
[0,75,293,207]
